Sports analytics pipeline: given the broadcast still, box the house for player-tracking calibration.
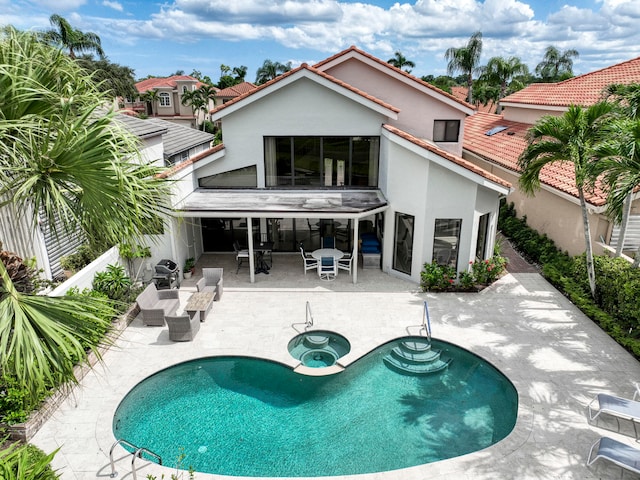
[127,75,218,129]
[215,81,257,104]
[463,56,640,256]
[156,46,511,284]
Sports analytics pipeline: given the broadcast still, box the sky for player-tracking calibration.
[2,0,640,84]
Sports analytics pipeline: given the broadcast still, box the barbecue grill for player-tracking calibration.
[152,259,180,289]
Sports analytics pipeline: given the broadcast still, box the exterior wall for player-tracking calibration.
[501,105,565,124]
[197,78,388,185]
[324,59,467,156]
[155,87,175,117]
[139,135,165,167]
[463,151,611,256]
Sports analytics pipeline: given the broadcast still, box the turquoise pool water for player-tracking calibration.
[113,337,517,477]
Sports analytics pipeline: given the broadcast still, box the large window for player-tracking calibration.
[433,120,460,142]
[393,213,414,275]
[264,136,379,187]
[475,213,490,260]
[433,219,461,267]
[159,92,171,107]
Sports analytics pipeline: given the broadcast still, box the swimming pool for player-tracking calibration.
[113,337,517,477]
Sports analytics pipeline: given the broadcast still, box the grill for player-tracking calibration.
[152,259,180,289]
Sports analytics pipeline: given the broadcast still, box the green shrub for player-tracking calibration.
[420,262,457,291]
[0,375,47,425]
[471,256,507,284]
[59,244,101,272]
[92,264,131,302]
[0,442,59,480]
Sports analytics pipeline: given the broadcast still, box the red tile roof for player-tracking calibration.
[314,45,474,111]
[135,75,213,94]
[210,63,400,116]
[383,124,511,190]
[501,56,640,107]
[463,112,607,206]
[451,87,497,113]
[216,81,257,98]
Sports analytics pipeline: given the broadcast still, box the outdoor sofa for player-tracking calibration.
[136,282,180,326]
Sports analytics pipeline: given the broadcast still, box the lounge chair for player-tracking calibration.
[588,393,640,438]
[196,267,223,301]
[587,436,640,476]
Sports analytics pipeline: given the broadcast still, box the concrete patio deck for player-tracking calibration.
[31,254,640,479]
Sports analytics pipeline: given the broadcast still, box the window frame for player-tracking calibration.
[433,120,460,142]
[159,92,171,107]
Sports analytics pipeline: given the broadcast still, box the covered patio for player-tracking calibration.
[176,189,389,283]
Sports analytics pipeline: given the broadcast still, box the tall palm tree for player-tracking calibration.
[445,31,483,104]
[387,51,416,73]
[0,28,171,399]
[43,14,104,59]
[255,59,291,85]
[142,89,159,116]
[535,46,579,82]
[479,56,529,113]
[232,65,248,82]
[518,102,614,298]
[181,88,204,128]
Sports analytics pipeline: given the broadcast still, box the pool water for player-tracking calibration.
[113,338,517,477]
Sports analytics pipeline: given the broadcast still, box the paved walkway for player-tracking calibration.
[499,233,540,274]
[30,261,640,480]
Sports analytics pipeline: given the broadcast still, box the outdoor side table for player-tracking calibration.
[185,291,215,322]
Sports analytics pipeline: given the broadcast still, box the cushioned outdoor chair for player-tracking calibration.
[299,244,318,274]
[196,267,224,301]
[587,436,640,476]
[136,282,180,326]
[337,253,353,274]
[318,256,337,280]
[233,241,250,274]
[588,392,640,439]
[165,312,200,341]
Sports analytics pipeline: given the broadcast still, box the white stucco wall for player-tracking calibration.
[501,104,566,124]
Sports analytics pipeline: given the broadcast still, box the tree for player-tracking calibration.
[76,55,137,100]
[421,74,455,94]
[518,102,614,298]
[255,59,292,85]
[0,28,172,399]
[479,56,529,113]
[42,14,104,59]
[445,31,483,104]
[535,46,579,82]
[387,51,415,73]
[233,65,248,82]
[181,88,205,127]
[142,89,159,116]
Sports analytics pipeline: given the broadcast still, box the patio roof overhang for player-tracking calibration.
[174,189,389,219]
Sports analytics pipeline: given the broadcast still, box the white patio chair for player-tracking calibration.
[587,436,640,476]
[318,256,337,280]
[337,253,353,274]
[299,244,318,274]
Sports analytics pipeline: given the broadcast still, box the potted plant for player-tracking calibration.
[183,257,195,279]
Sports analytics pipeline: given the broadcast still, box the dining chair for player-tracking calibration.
[337,253,353,274]
[233,240,250,274]
[299,244,318,274]
[318,256,337,280]
[321,236,335,248]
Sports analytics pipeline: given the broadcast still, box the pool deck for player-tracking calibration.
[31,254,640,480]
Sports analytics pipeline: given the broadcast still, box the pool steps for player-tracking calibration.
[383,339,451,375]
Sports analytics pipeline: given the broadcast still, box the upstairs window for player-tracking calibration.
[159,92,171,107]
[433,120,460,142]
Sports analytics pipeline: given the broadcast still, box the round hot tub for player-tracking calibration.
[288,330,350,367]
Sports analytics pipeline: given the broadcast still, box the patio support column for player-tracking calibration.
[247,216,255,283]
[352,218,359,283]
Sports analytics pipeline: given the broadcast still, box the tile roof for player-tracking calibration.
[451,87,497,113]
[313,45,474,111]
[463,112,608,206]
[114,112,168,139]
[216,82,257,98]
[383,124,511,190]
[501,56,640,107]
[135,75,212,94]
[210,63,400,116]
[145,117,214,158]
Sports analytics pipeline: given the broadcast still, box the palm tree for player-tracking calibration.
[142,89,159,116]
[43,14,104,59]
[479,56,529,113]
[387,51,416,73]
[535,46,579,82]
[0,28,172,399]
[181,88,204,127]
[255,59,292,85]
[233,65,248,82]
[518,102,614,298]
[445,31,483,104]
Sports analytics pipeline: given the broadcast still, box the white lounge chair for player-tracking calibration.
[588,393,640,438]
[587,437,640,476]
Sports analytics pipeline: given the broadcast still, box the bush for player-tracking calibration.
[92,264,131,302]
[59,244,101,272]
[420,262,457,291]
[0,375,47,425]
[0,442,59,480]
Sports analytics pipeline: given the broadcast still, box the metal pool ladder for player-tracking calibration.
[421,301,432,341]
[109,439,162,479]
[305,301,314,329]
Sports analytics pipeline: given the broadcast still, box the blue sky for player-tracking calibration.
[2,0,639,83]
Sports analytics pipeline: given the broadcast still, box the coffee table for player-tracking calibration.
[185,291,214,322]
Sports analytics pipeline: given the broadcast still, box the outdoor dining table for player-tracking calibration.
[311,248,344,261]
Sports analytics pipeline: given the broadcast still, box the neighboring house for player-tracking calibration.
[145,117,215,166]
[451,87,497,114]
[215,82,257,104]
[463,56,640,256]
[127,75,218,129]
[157,46,511,284]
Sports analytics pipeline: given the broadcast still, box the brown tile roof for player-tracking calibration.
[216,81,257,98]
[210,63,400,116]
[314,45,474,111]
[135,75,213,94]
[463,112,607,206]
[383,124,511,190]
[501,56,640,107]
[451,87,497,114]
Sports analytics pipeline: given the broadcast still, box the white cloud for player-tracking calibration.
[30,0,86,9]
[103,1,123,12]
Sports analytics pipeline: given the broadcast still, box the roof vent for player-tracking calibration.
[485,126,508,136]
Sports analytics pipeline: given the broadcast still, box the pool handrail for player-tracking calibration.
[306,301,314,329]
[133,448,162,480]
[422,301,432,341]
[109,438,162,479]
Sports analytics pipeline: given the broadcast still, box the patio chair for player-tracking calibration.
[587,436,640,476]
[588,393,640,439]
[337,253,353,274]
[299,244,318,274]
[196,267,223,301]
[318,256,337,280]
[322,236,335,248]
[233,240,250,274]
[307,219,320,238]
[165,312,200,341]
